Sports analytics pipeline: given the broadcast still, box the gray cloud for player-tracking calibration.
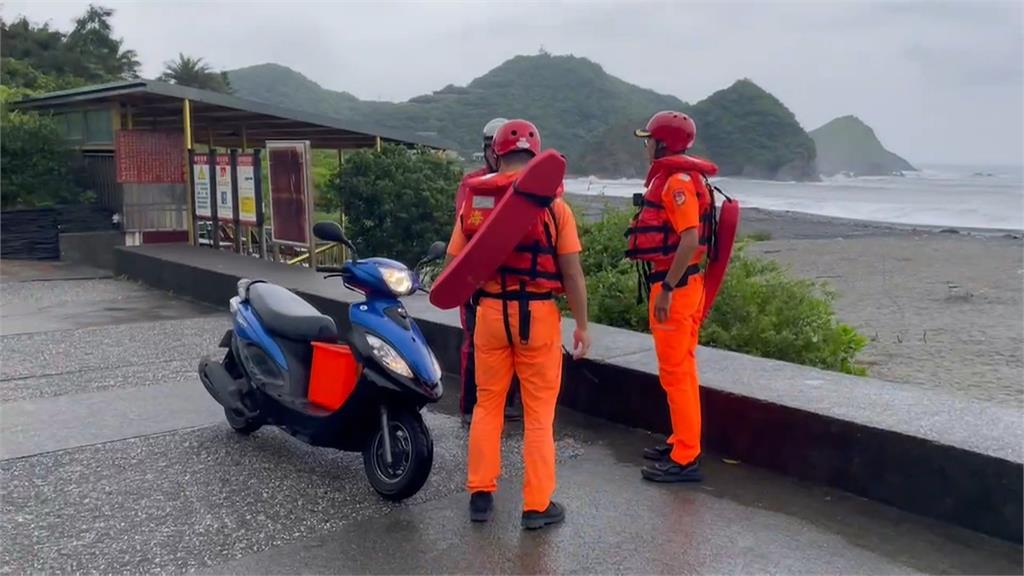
[4,0,1021,165]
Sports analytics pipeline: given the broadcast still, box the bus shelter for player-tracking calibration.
[13,80,449,262]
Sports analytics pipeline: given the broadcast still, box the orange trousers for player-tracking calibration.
[467,298,562,512]
[649,275,704,465]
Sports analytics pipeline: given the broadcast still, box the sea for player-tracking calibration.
[565,164,1024,231]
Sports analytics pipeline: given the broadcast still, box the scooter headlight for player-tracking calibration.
[365,334,414,378]
[379,266,414,296]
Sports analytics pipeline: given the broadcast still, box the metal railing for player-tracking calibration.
[286,242,345,267]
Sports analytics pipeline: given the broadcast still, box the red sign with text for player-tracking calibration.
[116,131,184,183]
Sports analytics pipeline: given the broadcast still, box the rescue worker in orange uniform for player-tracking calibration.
[445,119,591,529]
[627,111,714,482]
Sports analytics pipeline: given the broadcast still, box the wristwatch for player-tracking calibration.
[660,279,675,293]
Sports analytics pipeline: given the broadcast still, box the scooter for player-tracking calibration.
[199,221,448,501]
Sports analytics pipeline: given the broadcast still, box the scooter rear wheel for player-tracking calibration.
[224,407,262,435]
[363,406,433,501]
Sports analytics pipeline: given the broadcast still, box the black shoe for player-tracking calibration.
[641,457,703,483]
[469,492,493,523]
[642,443,671,461]
[521,501,566,530]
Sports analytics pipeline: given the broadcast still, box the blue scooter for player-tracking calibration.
[199,221,446,501]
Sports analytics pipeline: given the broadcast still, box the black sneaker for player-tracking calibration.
[470,492,493,522]
[641,457,703,483]
[521,501,566,530]
[642,443,671,461]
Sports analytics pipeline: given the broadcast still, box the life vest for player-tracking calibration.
[460,171,563,293]
[455,166,490,215]
[625,155,719,271]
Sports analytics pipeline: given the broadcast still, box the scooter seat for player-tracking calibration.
[248,283,338,342]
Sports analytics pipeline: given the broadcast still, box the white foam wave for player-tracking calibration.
[565,169,1024,231]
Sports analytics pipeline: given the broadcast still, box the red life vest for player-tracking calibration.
[455,166,490,215]
[460,171,563,293]
[625,155,719,271]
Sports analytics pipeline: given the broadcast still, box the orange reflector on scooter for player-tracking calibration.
[308,342,359,411]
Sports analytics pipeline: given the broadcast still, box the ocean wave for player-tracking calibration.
[565,171,1024,230]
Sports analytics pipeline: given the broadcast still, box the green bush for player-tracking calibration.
[321,145,462,266]
[0,102,87,209]
[573,206,867,375]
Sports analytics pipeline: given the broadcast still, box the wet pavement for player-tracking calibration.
[1,261,1020,574]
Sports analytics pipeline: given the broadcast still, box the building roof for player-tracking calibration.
[12,80,452,150]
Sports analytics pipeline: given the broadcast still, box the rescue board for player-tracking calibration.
[701,196,740,321]
[430,149,566,310]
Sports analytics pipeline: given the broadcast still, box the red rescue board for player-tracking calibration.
[430,149,566,310]
[701,197,740,321]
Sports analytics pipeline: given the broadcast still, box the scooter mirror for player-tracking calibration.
[313,221,358,260]
[313,221,345,243]
[425,241,447,263]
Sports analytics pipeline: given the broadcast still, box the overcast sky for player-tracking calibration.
[5,1,1022,166]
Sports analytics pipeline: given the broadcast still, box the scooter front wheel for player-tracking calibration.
[363,406,433,501]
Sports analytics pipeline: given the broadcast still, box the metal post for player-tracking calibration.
[375,136,382,152]
[183,99,195,244]
[230,149,241,253]
[337,148,347,260]
[253,149,266,259]
[188,149,199,247]
[208,148,220,249]
[304,141,316,267]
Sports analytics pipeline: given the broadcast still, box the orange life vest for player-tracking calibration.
[625,155,719,271]
[460,171,563,293]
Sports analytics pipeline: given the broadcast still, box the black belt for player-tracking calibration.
[646,263,702,288]
[475,286,554,345]
[476,290,555,302]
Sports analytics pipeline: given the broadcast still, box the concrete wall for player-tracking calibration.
[115,245,1023,543]
[60,231,124,270]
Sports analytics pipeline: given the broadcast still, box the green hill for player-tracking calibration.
[231,54,683,165]
[228,54,819,181]
[688,79,817,181]
[575,80,818,180]
[228,63,362,118]
[810,115,915,176]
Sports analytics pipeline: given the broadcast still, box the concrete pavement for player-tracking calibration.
[1,263,1019,574]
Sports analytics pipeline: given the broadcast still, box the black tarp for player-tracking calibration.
[1,208,60,260]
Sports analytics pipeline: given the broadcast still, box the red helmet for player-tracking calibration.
[635,111,696,154]
[492,119,541,157]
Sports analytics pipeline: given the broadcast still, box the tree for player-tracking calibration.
[0,89,87,209]
[64,5,140,81]
[159,54,233,93]
[0,5,139,90]
[322,145,462,266]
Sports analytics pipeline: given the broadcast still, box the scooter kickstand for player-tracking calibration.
[379,405,393,467]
